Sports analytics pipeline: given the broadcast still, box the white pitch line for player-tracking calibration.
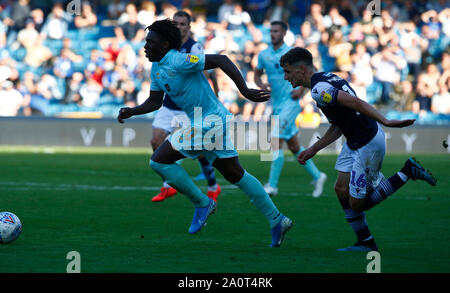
[0,181,444,202]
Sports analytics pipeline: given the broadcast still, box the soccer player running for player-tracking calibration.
[254,21,327,198]
[150,11,221,203]
[280,47,437,251]
[118,19,293,247]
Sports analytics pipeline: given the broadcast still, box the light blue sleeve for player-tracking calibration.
[150,65,162,91]
[173,52,205,73]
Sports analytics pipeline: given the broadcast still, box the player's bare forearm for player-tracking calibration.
[204,54,270,102]
[117,90,163,123]
[205,54,248,92]
[336,90,415,128]
[298,124,342,165]
[310,124,342,153]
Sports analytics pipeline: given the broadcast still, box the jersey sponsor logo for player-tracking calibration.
[186,54,199,63]
[320,91,332,103]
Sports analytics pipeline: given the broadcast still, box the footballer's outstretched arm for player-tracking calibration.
[204,54,270,102]
[118,90,164,123]
[297,124,342,165]
[336,90,415,128]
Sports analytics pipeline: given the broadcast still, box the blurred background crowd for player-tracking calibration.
[0,0,449,125]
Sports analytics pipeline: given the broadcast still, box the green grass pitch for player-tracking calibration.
[0,146,448,273]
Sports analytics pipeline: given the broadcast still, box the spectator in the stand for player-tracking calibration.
[348,22,365,44]
[85,49,105,78]
[350,45,373,87]
[371,46,405,104]
[222,3,252,31]
[246,0,271,25]
[79,77,103,108]
[137,1,157,28]
[299,21,320,46]
[119,79,138,107]
[7,0,30,33]
[30,8,44,32]
[217,71,239,114]
[134,47,152,81]
[218,0,235,23]
[328,29,353,72]
[360,9,379,55]
[399,21,429,80]
[115,4,145,43]
[0,80,24,116]
[41,2,72,40]
[37,74,62,102]
[322,5,348,30]
[305,2,326,33]
[74,1,98,29]
[60,38,83,63]
[338,0,359,25]
[156,3,177,21]
[116,44,138,74]
[137,80,150,105]
[295,102,321,129]
[17,19,39,49]
[392,79,416,112]
[62,72,84,105]
[23,37,52,68]
[420,63,441,95]
[431,81,450,114]
[53,48,75,80]
[264,0,290,24]
[108,0,126,20]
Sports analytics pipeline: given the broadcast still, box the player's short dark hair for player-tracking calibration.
[280,47,313,67]
[174,10,191,25]
[146,19,181,50]
[270,21,288,31]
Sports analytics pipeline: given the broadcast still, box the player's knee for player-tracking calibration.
[334,183,349,198]
[150,136,163,150]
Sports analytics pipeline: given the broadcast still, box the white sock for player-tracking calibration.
[397,171,409,182]
[207,184,218,192]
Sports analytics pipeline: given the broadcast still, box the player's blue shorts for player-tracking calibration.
[168,121,238,164]
[271,103,301,140]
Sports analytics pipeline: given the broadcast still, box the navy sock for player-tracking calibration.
[339,198,373,243]
[365,174,406,210]
[198,157,216,187]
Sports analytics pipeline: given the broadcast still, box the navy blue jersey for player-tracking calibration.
[310,72,378,150]
[162,38,204,110]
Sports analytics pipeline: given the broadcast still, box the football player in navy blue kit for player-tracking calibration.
[280,47,437,251]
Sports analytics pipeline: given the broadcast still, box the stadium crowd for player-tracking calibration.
[0,0,449,125]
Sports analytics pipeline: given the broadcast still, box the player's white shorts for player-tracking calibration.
[152,106,189,134]
[335,124,386,199]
